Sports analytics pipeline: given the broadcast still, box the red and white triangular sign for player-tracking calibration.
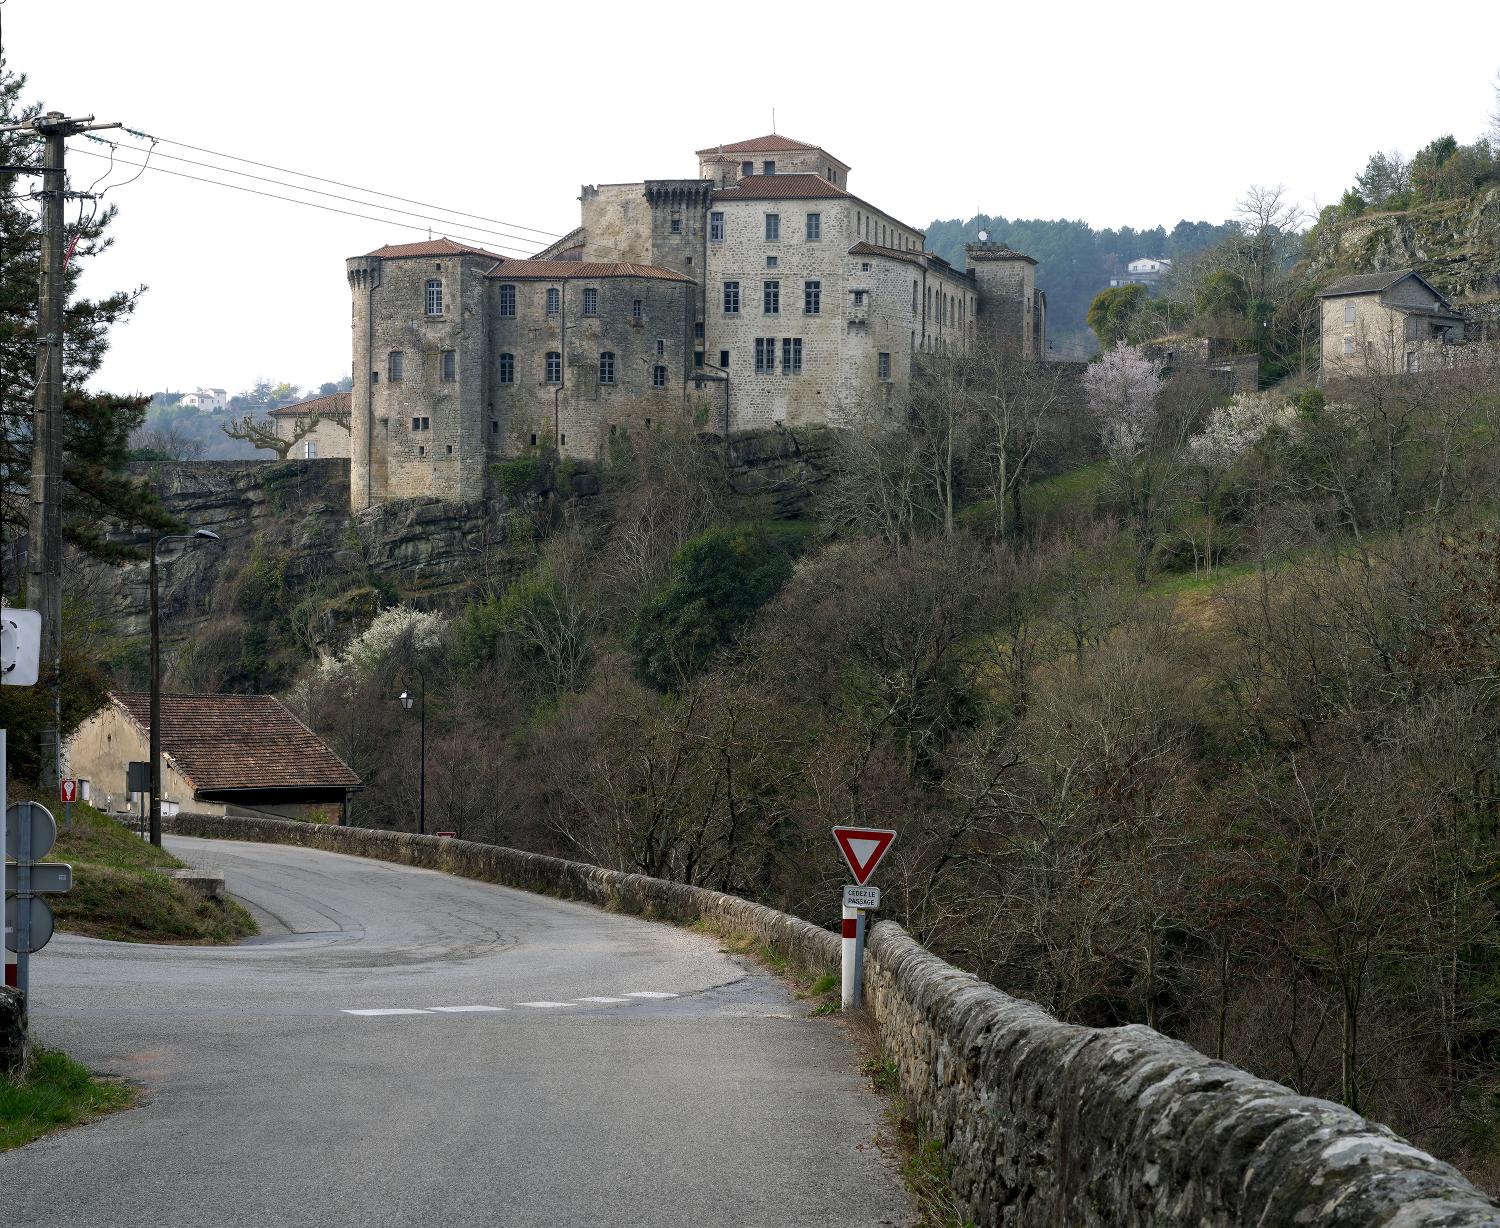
[832,826,897,886]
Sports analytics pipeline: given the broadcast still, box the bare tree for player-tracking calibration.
[223,412,320,459]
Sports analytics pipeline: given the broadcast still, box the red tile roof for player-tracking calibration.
[485,261,693,283]
[712,174,850,203]
[111,693,363,794]
[268,391,351,419]
[696,134,823,156]
[364,238,507,261]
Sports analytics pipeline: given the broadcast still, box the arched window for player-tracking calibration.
[388,350,404,382]
[545,352,562,384]
[425,279,443,316]
[651,365,667,389]
[599,352,615,384]
[498,353,514,384]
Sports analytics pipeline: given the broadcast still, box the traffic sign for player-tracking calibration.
[4,895,54,954]
[5,863,72,894]
[843,884,880,910]
[832,826,897,886]
[60,779,77,804]
[5,800,56,860]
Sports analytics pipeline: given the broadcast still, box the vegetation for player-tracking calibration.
[49,803,257,944]
[1,1048,134,1151]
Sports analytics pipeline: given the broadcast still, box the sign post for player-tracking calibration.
[832,826,896,1010]
[60,778,76,829]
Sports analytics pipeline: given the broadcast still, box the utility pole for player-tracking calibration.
[7,110,119,786]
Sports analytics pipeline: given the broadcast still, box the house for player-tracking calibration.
[1109,257,1173,291]
[67,692,363,823]
[345,132,1047,508]
[1316,269,1466,380]
[179,387,228,414]
[269,390,352,459]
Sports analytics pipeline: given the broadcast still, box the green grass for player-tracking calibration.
[1,1048,135,1151]
[49,803,257,944]
[862,1055,974,1228]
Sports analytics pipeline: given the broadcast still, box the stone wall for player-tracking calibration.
[166,813,1500,1227]
[0,984,26,1074]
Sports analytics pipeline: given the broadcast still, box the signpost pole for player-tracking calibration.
[1,728,10,990]
[841,903,858,1009]
[17,802,32,998]
[852,908,867,1007]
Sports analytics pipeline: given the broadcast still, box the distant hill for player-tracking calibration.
[923,215,1240,352]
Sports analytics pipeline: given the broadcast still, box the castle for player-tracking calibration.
[346,134,1045,509]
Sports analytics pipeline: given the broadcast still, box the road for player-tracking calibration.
[1,837,910,1227]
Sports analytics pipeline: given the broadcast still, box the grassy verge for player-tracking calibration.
[1,1048,135,1151]
[861,1051,974,1228]
[691,922,842,1015]
[48,803,257,944]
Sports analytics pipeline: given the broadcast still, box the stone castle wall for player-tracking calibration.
[165,813,1500,1227]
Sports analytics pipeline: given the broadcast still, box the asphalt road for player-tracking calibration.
[2,837,910,1227]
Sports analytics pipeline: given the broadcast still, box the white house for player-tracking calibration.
[179,387,228,414]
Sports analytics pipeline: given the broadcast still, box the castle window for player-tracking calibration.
[878,352,891,381]
[418,445,426,457]
[670,215,682,234]
[763,280,780,314]
[723,281,740,314]
[852,290,865,306]
[560,433,567,445]
[694,322,705,340]
[1344,301,1355,324]
[694,351,704,368]
[499,353,514,384]
[446,444,454,455]
[765,213,780,242]
[781,337,803,374]
[371,371,379,384]
[804,281,821,315]
[388,350,404,382]
[425,279,443,315]
[545,352,562,383]
[599,351,616,384]
[491,420,499,434]
[763,160,775,175]
[754,337,776,373]
[719,350,729,368]
[546,287,560,316]
[710,212,724,242]
[632,298,643,320]
[741,161,753,178]
[656,339,666,357]
[583,287,598,316]
[530,432,538,446]
[652,365,667,389]
[766,256,778,269]
[805,213,821,241]
[440,351,457,381]
[499,284,516,316]
[912,281,918,313]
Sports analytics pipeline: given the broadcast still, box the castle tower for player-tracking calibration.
[968,239,1044,359]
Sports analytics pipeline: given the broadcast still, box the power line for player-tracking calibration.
[90,135,551,251]
[127,129,565,240]
[64,143,538,256]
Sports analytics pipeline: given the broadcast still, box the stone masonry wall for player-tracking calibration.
[0,984,26,1073]
[166,813,1500,1227]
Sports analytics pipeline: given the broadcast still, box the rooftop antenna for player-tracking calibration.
[771,106,776,133]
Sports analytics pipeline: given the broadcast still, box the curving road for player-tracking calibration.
[2,837,910,1227]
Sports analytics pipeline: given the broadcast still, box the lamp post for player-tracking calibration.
[398,667,426,836]
[150,528,219,846]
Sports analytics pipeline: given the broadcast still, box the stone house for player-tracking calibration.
[67,693,363,822]
[346,133,1046,510]
[179,387,228,413]
[1316,269,1466,380]
[270,390,352,460]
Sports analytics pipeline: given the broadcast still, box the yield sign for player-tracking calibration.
[832,826,897,886]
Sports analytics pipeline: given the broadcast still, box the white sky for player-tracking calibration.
[7,0,1499,397]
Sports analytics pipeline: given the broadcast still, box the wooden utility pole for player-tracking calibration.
[10,110,119,785]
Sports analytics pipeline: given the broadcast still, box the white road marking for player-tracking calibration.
[343,1008,431,1016]
[515,1000,572,1008]
[622,992,678,999]
[576,996,630,1004]
[428,1005,509,1013]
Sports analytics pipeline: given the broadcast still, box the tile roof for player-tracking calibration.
[967,243,1038,265]
[849,242,977,283]
[268,391,351,419]
[712,174,851,202]
[1316,269,1425,297]
[696,134,823,156]
[363,238,508,261]
[111,693,363,794]
[485,261,693,283]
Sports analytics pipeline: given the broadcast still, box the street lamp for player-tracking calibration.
[397,667,426,836]
[150,528,219,847]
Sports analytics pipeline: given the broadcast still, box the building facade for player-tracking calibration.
[271,390,352,460]
[1316,269,1466,380]
[347,134,1046,509]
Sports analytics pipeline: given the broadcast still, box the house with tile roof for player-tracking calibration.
[1316,269,1467,380]
[269,390,352,460]
[67,693,364,823]
[345,135,1045,508]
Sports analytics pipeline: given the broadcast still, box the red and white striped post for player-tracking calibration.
[841,904,858,1009]
[833,826,896,1011]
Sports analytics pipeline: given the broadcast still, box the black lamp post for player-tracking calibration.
[150,528,219,847]
[398,667,426,836]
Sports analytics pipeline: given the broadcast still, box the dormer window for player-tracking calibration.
[425,279,443,316]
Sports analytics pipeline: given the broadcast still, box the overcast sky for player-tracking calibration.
[7,0,1499,398]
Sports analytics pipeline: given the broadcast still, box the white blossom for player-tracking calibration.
[1188,391,1300,468]
[1082,343,1163,460]
[316,604,447,688]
